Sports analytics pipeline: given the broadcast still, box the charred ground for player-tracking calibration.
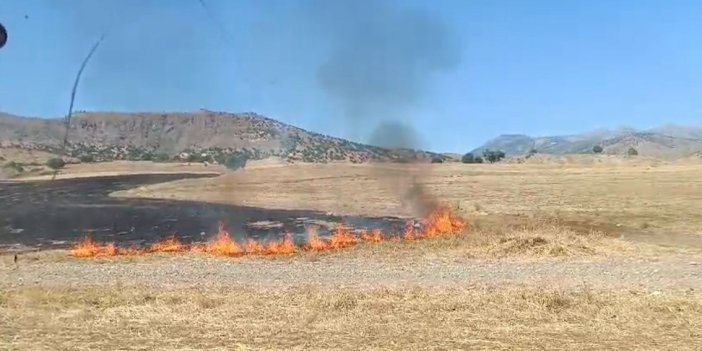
[0,173,407,252]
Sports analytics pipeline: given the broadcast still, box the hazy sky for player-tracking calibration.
[0,0,700,152]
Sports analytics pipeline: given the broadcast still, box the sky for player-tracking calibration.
[0,0,701,152]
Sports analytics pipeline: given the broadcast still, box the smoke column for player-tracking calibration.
[299,0,461,216]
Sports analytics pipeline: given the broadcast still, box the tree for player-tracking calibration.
[474,156,484,164]
[461,153,475,164]
[627,147,638,156]
[592,145,603,154]
[483,149,506,163]
[224,153,248,171]
[46,158,66,170]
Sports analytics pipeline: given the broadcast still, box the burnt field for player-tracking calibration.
[0,173,407,252]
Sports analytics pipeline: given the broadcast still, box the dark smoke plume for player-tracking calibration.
[300,0,461,216]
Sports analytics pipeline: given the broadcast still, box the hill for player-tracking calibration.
[0,110,449,166]
[472,126,702,159]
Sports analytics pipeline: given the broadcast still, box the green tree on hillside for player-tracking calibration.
[483,149,506,163]
[46,158,66,170]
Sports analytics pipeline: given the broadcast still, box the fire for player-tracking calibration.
[307,227,330,251]
[69,206,468,259]
[361,229,385,243]
[150,235,186,253]
[264,233,297,255]
[70,235,107,257]
[330,225,357,249]
[245,239,266,254]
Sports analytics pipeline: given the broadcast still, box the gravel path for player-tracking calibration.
[2,254,700,292]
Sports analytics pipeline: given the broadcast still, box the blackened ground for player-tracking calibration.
[0,174,408,252]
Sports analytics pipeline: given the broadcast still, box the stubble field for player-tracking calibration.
[2,158,702,350]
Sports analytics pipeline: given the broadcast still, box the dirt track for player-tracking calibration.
[3,253,700,293]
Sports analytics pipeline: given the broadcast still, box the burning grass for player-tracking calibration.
[69,206,467,259]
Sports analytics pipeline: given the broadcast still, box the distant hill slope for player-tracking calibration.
[472,125,702,159]
[0,111,448,164]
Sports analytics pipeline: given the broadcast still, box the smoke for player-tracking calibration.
[301,0,460,137]
[299,0,461,216]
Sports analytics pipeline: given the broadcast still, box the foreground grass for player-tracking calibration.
[1,285,699,350]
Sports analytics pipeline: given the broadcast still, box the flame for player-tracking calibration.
[361,229,385,243]
[265,233,297,255]
[307,227,330,251]
[201,226,244,257]
[150,235,186,253]
[330,225,357,249]
[245,239,266,254]
[69,206,468,259]
[70,235,106,257]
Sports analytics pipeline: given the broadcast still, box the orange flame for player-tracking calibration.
[69,206,468,259]
[265,233,297,255]
[150,235,186,253]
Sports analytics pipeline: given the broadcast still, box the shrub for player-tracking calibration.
[224,153,248,171]
[430,157,443,163]
[592,145,603,154]
[461,153,475,164]
[46,158,66,170]
[474,156,484,163]
[627,147,638,156]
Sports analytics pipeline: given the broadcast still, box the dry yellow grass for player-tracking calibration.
[1,284,700,350]
[112,161,702,247]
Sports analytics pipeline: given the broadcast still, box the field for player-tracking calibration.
[2,159,702,350]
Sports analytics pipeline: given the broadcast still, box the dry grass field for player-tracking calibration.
[3,158,702,350]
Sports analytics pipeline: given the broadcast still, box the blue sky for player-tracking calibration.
[0,0,700,152]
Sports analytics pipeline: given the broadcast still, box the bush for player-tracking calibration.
[461,153,475,164]
[483,149,506,163]
[430,157,443,163]
[79,155,94,163]
[474,156,484,164]
[592,145,603,154]
[627,147,638,156]
[46,158,66,170]
[224,153,248,171]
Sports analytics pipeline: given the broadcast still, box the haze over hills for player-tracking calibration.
[472,125,702,159]
[0,111,448,165]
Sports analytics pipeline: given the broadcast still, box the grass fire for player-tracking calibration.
[69,206,467,259]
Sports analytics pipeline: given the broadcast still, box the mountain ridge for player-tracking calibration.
[0,110,449,165]
[472,125,702,159]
